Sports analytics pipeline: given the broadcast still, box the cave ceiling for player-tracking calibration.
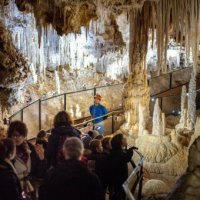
[0,0,200,112]
[14,0,148,36]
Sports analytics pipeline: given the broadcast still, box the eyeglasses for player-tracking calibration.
[12,133,23,138]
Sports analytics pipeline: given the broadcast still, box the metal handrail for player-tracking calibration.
[9,66,196,121]
[123,150,144,200]
[29,109,123,141]
[9,83,124,121]
[40,88,94,102]
[149,66,191,80]
[150,69,200,97]
[74,109,122,129]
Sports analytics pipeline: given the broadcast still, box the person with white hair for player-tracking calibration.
[39,137,104,200]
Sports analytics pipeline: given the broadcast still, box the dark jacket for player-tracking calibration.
[109,148,133,186]
[46,122,81,167]
[87,152,110,188]
[28,142,47,179]
[39,159,104,200]
[36,139,48,151]
[0,160,23,200]
[14,141,47,180]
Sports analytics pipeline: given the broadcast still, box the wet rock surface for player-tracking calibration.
[0,21,30,109]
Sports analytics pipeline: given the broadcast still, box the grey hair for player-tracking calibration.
[63,137,84,160]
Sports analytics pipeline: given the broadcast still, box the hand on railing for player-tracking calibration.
[128,146,139,151]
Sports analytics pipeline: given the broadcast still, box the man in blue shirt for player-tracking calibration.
[89,94,108,135]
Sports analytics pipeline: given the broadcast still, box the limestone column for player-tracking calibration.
[121,4,151,138]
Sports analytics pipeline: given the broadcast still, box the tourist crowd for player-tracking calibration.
[0,111,136,200]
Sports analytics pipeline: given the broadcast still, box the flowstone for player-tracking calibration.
[136,132,188,177]
[165,136,200,200]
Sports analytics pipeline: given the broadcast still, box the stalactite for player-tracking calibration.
[30,64,38,84]
[154,0,200,74]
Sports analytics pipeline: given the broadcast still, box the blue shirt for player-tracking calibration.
[89,104,108,124]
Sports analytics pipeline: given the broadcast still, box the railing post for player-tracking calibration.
[64,94,67,111]
[138,164,143,200]
[94,87,96,96]
[39,99,41,130]
[112,113,114,133]
[169,72,172,89]
[21,109,23,122]
[160,97,163,110]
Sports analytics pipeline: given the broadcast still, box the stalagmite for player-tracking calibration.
[180,86,187,126]
[136,125,188,178]
[54,70,61,94]
[69,105,74,118]
[162,112,166,136]
[152,99,163,136]
[30,64,38,84]
[75,104,81,118]
[138,103,146,135]
[187,72,196,130]
[175,85,188,130]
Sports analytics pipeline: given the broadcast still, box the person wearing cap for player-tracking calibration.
[89,94,108,135]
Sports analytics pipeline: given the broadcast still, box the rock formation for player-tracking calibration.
[121,69,150,137]
[137,127,188,178]
[137,116,200,199]
[178,85,188,129]
[15,0,97,36]
[54,70,61,94]
[136,95,188,187]
[142,179,170,199]
[120,3,152,138]
[175,72,197,135]
[121,0,200,137]
[0,20,30,111]
[165,136,200,200]
[189,117,200,147]
[152,99,165,136]
[187,72,196,130]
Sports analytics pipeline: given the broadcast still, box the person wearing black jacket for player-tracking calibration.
[7,121,47,198]
[0,138,23,200]
[87,139,110,199]
[109,133,135,200]
[46,111,81,167]
[39,137,104,200]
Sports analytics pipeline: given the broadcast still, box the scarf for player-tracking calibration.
[16,142,30,164]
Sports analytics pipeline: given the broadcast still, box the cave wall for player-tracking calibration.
[0,20,30,111]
